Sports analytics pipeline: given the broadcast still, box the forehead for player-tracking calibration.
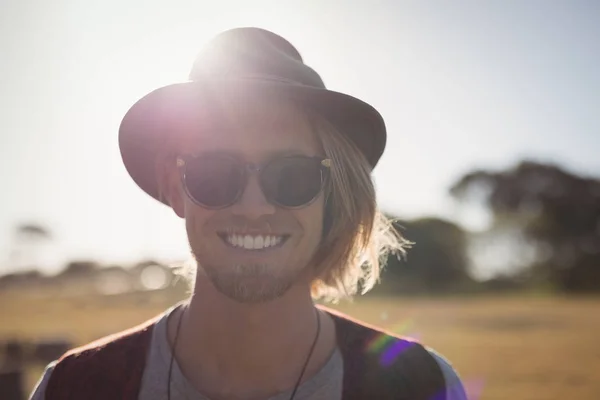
[175,95,322,160]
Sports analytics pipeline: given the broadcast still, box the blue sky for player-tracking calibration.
[1,0,599,274]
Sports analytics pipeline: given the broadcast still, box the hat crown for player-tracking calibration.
[189,27,325,88]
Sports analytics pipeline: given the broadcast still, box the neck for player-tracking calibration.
[169,277,336,400]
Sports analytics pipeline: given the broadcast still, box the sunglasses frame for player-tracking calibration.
[176,153,332,209]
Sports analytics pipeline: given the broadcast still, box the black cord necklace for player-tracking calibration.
[167,306,321,400]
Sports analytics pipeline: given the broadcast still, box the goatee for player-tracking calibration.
[198,261,298,303]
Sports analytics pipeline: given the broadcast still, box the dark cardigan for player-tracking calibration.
[45,306,446,400]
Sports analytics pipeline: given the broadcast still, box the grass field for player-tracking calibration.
[1,288,599,399]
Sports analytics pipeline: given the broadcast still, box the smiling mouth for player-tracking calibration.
[217,233,290,251]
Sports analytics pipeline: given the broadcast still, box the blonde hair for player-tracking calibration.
[303,109,409,302]
[154,103,410,303]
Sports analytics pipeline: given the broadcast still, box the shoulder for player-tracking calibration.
[56,313,158,367]
[426,348,468,400]
[320,305,467,400]
[321,304,436,365]
[41,313,162,400]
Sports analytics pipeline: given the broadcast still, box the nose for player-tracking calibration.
[230,174,276,219]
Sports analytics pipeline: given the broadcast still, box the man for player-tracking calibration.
[30,27,467,400]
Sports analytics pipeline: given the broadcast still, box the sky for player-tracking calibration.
[1,0,599,275]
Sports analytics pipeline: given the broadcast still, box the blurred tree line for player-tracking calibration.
[450,160,600,293]
[374,159,600,295]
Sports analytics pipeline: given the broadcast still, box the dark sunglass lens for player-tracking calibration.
[184,156,243,207]
[262,158,323,207]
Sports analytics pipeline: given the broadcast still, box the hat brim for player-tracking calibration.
[118,79,386,205]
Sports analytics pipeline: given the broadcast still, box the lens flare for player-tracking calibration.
[366,316,421,367]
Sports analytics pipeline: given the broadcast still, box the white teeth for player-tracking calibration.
[225,234,285,250]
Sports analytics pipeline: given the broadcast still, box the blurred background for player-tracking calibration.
[1,1,599,399]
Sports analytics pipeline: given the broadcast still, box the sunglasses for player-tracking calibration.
[176,153,331,209]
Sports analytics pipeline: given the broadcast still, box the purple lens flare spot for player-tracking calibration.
[380,338,417,367]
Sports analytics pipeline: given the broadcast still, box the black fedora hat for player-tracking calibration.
[119,27,387,205]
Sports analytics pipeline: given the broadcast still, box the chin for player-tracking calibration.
[198,261,299,304]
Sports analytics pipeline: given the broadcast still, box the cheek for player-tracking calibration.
[184,201,214,238]
[295,198,325,245]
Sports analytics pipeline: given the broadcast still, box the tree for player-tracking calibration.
[377,216,473,294]
[450,160,600,292]
[8,223,53,272]
[15,224,52,238]
[59,260,100,277]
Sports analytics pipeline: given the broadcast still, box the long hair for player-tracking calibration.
[303,108,409,302]
[154,102,410,303]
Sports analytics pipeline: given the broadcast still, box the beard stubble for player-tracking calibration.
[193,253,303,303]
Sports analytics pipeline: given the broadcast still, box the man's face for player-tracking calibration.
[171,97,325,303]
